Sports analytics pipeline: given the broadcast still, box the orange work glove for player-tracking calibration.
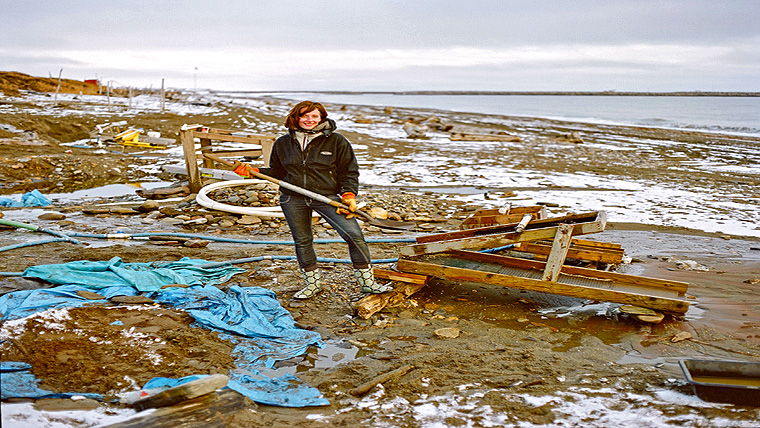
[337,192,358,219]
[233,162,259,177]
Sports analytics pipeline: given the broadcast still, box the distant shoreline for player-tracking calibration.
[220,90,760,97]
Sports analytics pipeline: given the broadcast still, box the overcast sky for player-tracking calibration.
[2,1,758,92]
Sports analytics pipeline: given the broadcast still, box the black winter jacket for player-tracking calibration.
[259,119,360,197]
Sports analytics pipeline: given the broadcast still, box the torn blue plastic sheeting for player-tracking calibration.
[227,371,329,407]
[0,362,103,400]
[0,189,52,207]
[22,256,245,292]
[0,284,137,322]
[0,283,327,406]
[154,285,323,369]
[140,372,329,408]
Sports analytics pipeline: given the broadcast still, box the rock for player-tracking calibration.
[671,331,693,343]
[39,212,66,220]
[219,220,235,228]
[238,215,262,225]
[159,206,184,216]
[184,239,210,248]
[367,207,389,219]
[434,328,460,339]
[136,200,160,213]
[403,121,428,139]
[743,278,759,285]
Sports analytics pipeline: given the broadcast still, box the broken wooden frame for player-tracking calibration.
[513,238,624,266]
[179,125,276,193]
[460,205,547,230]
[396,211,689,315]
[396,249,690,315]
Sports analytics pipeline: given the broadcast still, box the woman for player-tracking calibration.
[240,101,392,299]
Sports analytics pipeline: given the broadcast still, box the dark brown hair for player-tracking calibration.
[284,101,328,130]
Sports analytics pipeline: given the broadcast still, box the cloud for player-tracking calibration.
[3,39,757,92]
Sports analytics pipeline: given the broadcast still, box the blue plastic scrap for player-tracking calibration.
[0,362,102,400]
[22,256,245,292]
[0,189,52,207]
[0,261,328,407]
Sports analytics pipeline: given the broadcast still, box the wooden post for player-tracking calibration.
[180,128,202,193]
[54,68,62,104]
[541,223,574,282]
[160,78,165,112]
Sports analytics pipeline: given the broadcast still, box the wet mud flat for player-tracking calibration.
[1,88,760,426]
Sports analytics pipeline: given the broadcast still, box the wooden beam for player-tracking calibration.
[373,268,429,285]
[447,250,689,294]
[396,258,689,314]
[193,130,275,145]
[418,211,603,244]
[542,223,574,282]
[400,212,606,257]
[102,388,247,428]
[180,129,202,193]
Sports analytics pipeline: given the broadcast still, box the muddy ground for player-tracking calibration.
[1,76,760,426]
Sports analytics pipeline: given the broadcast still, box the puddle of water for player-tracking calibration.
[4,182,172,205]
[244,340,361,379]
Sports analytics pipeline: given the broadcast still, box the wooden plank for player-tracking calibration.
[460,206,546,230]
[515,242,624,264]
[401,212,606,256]
[199,138,213,169]
[373,268,429,285]
[133,374,229,411]
[542,223,574,282]
[418,211,602,244]
[193,131,275,145]
[395,258,689,314]
[450,132,521,142]
[180,129,202,193]
[447,250,689,294]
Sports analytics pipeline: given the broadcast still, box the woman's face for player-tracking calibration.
[298,108,322,130]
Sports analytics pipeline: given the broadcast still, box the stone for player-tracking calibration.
[238,215,262,225]
[38,212,66,220]
[184,239,210,248]
[434,327,460,339]
[136,200,160,213]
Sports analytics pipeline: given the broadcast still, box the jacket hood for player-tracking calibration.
[291,118,336,136]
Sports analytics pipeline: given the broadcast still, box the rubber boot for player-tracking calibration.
[294,268,321,299]
[355,267,393,294]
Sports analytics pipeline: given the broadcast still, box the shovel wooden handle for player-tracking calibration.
[203,153,362,215]
[202,153,416,230]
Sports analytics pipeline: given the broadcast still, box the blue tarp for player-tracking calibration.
[0,259,328,407]
[0,189,51,207]
[143,373,330,407]
[22,256,245,292]
[1,362,102,400]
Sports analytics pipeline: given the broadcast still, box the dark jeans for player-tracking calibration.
[279,193,371,270]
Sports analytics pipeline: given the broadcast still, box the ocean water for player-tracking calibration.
[259,92,760,137]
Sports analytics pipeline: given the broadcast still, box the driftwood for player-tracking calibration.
[132,374,229,411]
[350,365,415,396]
[450,132,521,142]
[353,269,429,319]
[136,185,190,200]
[102,388,247,428]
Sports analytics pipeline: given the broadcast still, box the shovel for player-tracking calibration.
[202,153,417,231]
